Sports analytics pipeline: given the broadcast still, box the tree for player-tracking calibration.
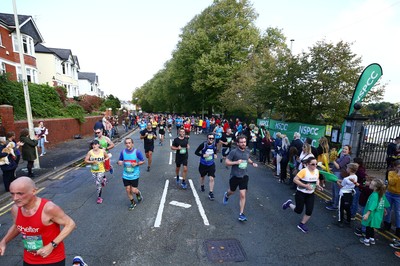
[101,94,121,114]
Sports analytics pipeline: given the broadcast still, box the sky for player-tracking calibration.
[2,0,400,103]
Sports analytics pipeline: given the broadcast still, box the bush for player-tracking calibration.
[65,103,86,123]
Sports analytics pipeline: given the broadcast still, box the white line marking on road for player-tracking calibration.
[169,152,172,165]
[154,179,169,228]
[189,179,210,226]
[169,201,191,208]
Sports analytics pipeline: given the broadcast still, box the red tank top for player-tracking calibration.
[16,198,65,264]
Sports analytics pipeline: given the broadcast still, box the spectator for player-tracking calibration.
[19,128,39,178]
[383,159,400,239]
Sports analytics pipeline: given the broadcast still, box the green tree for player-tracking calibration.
[101,94,121,114]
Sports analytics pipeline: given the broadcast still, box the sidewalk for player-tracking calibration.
[0,125,133,198]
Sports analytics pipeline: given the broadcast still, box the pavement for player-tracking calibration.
[0,125,134,201]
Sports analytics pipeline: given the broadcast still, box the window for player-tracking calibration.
[0,33,3,46]
[13,34,34,55]
[62,63,66,74]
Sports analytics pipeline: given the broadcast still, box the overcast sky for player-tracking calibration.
[3,0,399,103]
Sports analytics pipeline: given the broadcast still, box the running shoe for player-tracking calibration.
[137,192,143,203]
[109,166,114,174]
[395,251,400,258]
[238,213,247,222]
[282,199,292,210]
[129,202,137,210]
[360,237,370,246]
[181,182,188,190]
[147,166,150,172]
[200,185,205,192]
[176,176,180,186]
[390,241,400,249]
[370,238,376,245]
[208,192,215,201]
[325,205,338,211]
[223,192,229,205]
[96,197,103,204]
[297,223,309,233]
[72,256,88,266]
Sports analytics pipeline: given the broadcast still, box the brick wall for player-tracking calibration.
[1,104,101,144]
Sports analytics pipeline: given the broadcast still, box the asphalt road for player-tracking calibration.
[0,130,398,265]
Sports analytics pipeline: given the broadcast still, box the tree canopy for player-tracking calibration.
[133,0,386,126]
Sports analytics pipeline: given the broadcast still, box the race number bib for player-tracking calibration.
[91,163,99,171]
[22,235,43,251]
[227,137,232,143]
[124,162,135,173]
[238,161,248,169]
[179,147,187,154]
[147,133,153,139]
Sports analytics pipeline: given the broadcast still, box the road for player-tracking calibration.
[0,130,398,265]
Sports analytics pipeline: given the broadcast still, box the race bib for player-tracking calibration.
[227,137,232,143]
[22,235,43,251]
[147,134,153,139]
[205,155,213,161]
[179,147,187,154]
[309,183,316,190]
[160,126,164,129]
[124,162,135,173]
[91,163,99,171]
[238,161,248,169]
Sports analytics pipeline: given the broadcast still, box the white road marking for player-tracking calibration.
[169,201,191,208]
[189,179,210,226]
[169,152,172,165]
[154,179,169,228]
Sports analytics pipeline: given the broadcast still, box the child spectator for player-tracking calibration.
[336,163,358,227]
[359,179,390,246]
[354,175,374,237]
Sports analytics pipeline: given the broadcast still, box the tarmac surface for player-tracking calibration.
[0,125,132,202]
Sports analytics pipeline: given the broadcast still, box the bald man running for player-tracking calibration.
[0,177,76,265]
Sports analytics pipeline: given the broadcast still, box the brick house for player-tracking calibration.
[0,13,43,82]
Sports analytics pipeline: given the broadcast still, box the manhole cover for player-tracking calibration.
[204,238,246,263]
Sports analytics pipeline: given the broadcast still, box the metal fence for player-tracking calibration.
[357,112,400,170]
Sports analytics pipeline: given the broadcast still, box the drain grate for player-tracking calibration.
[204,238,246,263]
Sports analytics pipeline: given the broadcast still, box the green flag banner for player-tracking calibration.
[257,119,326,147]
[348,63,382,115]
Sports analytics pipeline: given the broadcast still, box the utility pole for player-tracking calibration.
[13,0,40,168]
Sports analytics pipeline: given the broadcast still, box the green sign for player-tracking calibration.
[257,118,326,147]
[348,63,382,115]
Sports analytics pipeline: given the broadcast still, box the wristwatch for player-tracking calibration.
[51,241,58,248]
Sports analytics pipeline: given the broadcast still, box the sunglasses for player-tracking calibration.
[309,163,317,166]
[95,131,102,134]
[208,138,214,140]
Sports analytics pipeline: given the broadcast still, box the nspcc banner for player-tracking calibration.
[348,63,382,115]
[257,119,326,147]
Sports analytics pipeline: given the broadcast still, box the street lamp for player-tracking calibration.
[290,39,295,53]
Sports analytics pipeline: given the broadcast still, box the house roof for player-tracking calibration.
[35,43,78,66]
[0,13,44,44]
[78,72,97,83]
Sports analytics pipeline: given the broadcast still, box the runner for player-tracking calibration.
[94,128,115,176]
[171,128,190,189]
[84,139,110,204]
[282,157,323,233]
[158,117,166,146]
[213,123,224,153]
[183,119,191,139]
[140,122,157,172]
[175,116,183,135]
[167,115,173,137]
[117,138,145,210]
[195,133,218,200]
[222,135,258,221]
[220,128,235,165]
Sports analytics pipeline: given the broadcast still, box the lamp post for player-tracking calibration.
[12,0,40,168]
[290,39,295,53]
